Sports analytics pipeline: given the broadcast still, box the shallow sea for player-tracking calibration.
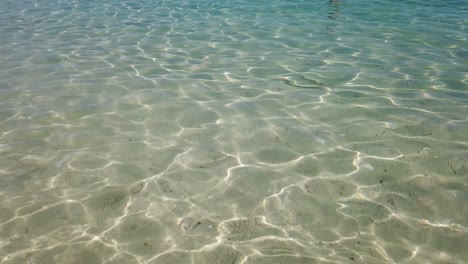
[1,0,467,263]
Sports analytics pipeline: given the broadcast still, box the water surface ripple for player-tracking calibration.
[0,0,467,263]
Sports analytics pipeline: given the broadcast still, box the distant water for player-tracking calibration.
[1,0,467,263]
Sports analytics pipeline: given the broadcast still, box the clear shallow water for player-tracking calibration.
[0,0,467,263]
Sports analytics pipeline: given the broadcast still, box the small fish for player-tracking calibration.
[278,75,326,90]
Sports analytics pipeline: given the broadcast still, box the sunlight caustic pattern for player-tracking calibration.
[1,0,467,263]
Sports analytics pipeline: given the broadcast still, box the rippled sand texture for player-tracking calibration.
[1,0,468,263]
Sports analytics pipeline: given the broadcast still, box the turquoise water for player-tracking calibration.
[1,0,467,263]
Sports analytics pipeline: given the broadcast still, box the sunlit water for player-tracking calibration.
[1,0,467,263]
